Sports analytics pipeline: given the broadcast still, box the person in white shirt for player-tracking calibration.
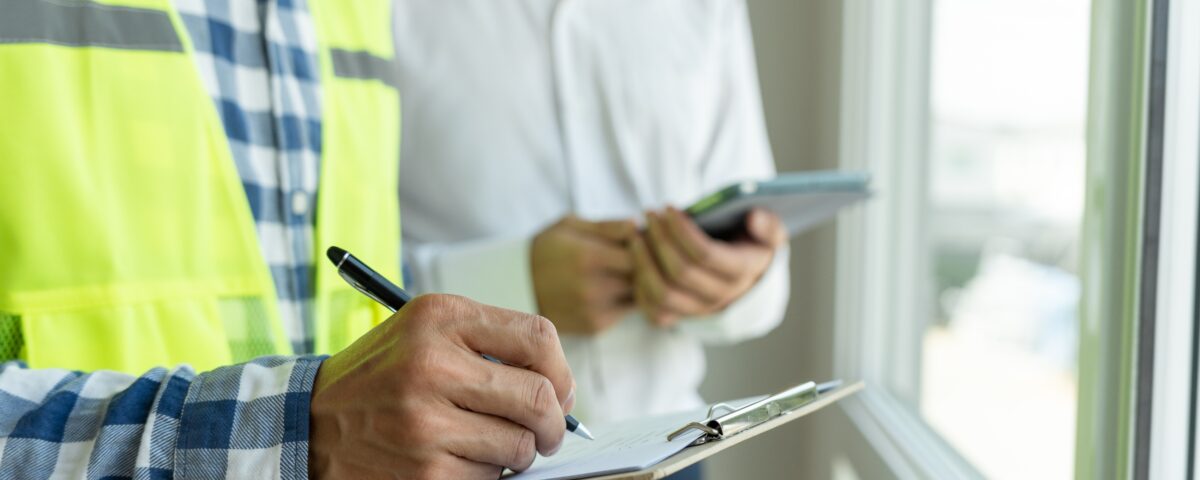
[393,0,790,424]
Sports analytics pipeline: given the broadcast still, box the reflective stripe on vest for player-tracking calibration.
[0,0,401,374]
[330,49,400,89]
[0,0,182,51]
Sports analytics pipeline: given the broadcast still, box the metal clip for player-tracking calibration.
[664,381,823,444]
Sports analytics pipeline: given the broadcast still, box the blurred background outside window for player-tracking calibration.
[918,0,1091,477]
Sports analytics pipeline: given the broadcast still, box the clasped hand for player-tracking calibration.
[532,208,786,334]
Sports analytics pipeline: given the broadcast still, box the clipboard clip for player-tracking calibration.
[667,380,843,446]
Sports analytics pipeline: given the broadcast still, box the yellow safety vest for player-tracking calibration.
[0,0,401,374]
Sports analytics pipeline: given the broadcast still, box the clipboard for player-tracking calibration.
[597,381,864,480]
[511,380,864,480]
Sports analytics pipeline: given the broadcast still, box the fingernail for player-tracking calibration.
[564,386,576,412]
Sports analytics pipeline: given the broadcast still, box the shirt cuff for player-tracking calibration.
[175,355,326,480]
[411,235,540,314]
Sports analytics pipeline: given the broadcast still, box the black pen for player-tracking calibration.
[327,246,594,441]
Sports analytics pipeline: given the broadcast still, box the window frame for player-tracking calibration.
[1148,0,1200,478]
[833,0,981,477]
[1074,0,1155,477]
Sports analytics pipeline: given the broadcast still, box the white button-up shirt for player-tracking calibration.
[394,0,789,423]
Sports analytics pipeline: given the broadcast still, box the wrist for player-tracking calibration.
[306,356,336,479]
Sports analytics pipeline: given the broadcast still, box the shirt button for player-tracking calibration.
[291,191,310,216]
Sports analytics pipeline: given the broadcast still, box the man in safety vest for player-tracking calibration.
[0,0,574,478]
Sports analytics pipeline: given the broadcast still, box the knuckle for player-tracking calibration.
[443,293,477,312]
[404,295,453,326]
[411,294,480,335]
[527,314,559,350]
[405,293,438,314]
[510,429,538,470]
[525,376,556,416]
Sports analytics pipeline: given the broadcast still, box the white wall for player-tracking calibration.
[698,1,894,478]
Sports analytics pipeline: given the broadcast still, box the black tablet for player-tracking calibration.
[686,171,871,241]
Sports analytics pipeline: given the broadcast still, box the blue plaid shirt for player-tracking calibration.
[179,0,324,355]
[0,1,332,478]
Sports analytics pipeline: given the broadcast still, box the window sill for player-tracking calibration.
[839,386,983,479]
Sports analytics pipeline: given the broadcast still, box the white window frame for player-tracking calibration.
[833,0,981,477]
[1150,0,1200,477]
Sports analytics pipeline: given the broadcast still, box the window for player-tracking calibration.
[834,0,1103,478]
[837,0,1200,477]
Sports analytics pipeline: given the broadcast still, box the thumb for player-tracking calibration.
[747,209,787,247]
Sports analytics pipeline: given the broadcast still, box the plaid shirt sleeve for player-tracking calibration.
[0,355,325,479]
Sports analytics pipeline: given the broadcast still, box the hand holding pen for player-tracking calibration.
[326,246,593,441]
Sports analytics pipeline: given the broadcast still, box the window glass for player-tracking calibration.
[919,0,1091,477]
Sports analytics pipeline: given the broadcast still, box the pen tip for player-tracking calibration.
[576,424,595,441]
[326,246,347,266]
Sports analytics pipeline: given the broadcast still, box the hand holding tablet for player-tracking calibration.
[628,171,870,325]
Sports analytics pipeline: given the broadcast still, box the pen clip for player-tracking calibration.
[338,269,398,313]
